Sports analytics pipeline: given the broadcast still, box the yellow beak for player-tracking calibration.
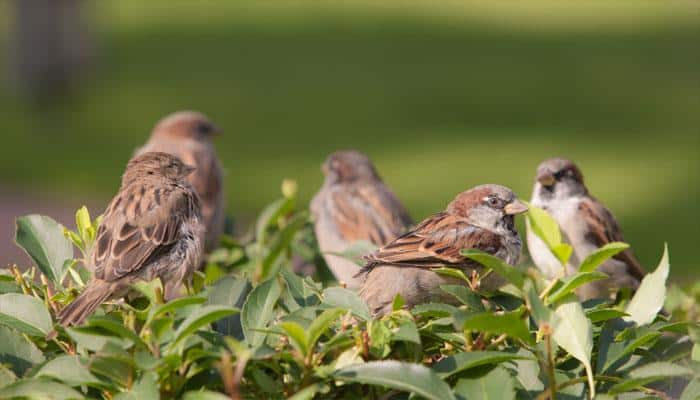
[504,199,528,215]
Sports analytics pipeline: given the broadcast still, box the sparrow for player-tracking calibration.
[135,111,224,252]
[311,150,412,288]
[357,184,527,318]
[527,157,645,300]
[58,152,204,326]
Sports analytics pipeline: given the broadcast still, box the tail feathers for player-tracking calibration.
[58,280,115,326]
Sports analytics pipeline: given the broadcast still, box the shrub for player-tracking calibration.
[0,184,697,399]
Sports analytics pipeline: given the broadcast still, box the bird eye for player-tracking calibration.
[197,123,212,134]
[487,196,499,206]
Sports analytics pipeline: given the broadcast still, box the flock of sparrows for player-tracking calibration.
[57,111,646,325]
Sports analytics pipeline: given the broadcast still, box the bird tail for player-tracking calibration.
[58,280,115,326]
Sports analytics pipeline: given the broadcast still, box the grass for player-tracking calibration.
[0,1,698,277]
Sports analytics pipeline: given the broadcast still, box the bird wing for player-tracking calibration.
[578,197,646,280]
[363,212,503,269]
[92,182,201,282]
[328,183,412,246]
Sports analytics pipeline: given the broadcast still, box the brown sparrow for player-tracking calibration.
[58,152,204,326]
[135,111,224,252]
[311,150,412,288]
[358,184,527,318]
[527,158,645,300]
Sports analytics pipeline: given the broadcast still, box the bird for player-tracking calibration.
[357,184,527,318]
[58,152,204,326]
[527,157,645,300]
[310,150,413,288]
[134,111,224,252]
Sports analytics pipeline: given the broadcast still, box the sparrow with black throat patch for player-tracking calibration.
[358,184,527,318]
[527,157,645,300]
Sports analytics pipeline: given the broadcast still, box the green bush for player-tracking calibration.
[0,183,698,399]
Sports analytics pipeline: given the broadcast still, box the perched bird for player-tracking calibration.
[311,150,412,288]
[358,184,527,318]
[58,152,204,326]
[527,157,645,300]
[135,111,224,252]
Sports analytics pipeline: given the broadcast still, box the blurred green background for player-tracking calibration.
[1,1,698,278]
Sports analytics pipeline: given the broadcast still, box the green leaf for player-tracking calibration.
[461,249,524,288]
[550,301,595,398]
[288,384,321,400]
[0,364,16,388]
[207,276,250,339]
[625,244,670,326]
[440,285,485,311]
[242,278,282,347]
[279,321,309,356]
[326,240,378,266]
[260,213,307,281]
[0,293,52,336]
[391,293,405,311]
[586,308,628,324]
[456,310,533,345]
[34,355,100,387]
[680,379,700,400]
[182,391,231,400]
[87,316,150,349]
[392,319,421,344]
[545,272,608,305]
[255,197,294,243]
[609,362,693,394]
[551,243,574,265]
[524,279,551,324]
[170,305,238,348]
[578,242,629,273]
[15,214,73,284]
[0,378,84,399]
[149,296,206,322]
[114,371,159,400]
[334,360,456,400]
[433,351,529,379]
[525,204,561,250]
[75,206,92,242]
[433,267,470,283]
[322,287,370,321]
[453,366,515,400]
[307,308,344,351]
[0,325,45,376]
[599,326,661,373]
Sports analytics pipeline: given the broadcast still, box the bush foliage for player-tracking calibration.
[1,183,698,399]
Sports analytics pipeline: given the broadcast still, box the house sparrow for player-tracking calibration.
[527,157,645,300]
[135,111,224,252]
[311,150,412,288]
[358,184,527,318]
[58,152,204,326]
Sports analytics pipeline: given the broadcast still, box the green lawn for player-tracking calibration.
[1,1,698,277]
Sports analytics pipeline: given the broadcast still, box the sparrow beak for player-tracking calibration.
[321,161,330,176]
[537,171,556,187]
[504,199,528,215]
[183,165,197,176]
[209,124,223,137]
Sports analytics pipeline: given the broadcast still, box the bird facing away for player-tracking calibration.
[58,152,204,326]
[528,157,645,300]
[311,150,413,288]
[358,184,528,318]
[135,111,224,252]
